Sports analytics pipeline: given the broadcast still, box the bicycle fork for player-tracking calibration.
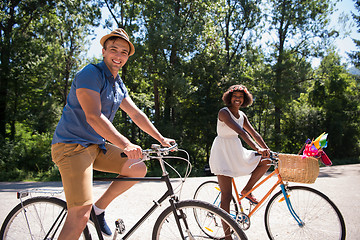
[280,184,304,227]
[169,199,197,240]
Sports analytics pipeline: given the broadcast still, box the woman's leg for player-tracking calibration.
[217,175,233,213]
[217,175,234,240]
[242,158,271,195]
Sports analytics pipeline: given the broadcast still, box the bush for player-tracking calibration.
[0,124,55,181]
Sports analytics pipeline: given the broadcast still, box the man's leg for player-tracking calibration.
[51,143,98,239]
[90,143,147,236]
[58,205,92,240]
[94,158,147,209]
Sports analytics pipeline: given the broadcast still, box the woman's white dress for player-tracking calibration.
[209,107,261,177]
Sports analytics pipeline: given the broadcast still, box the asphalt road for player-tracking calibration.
[0,163,359,239]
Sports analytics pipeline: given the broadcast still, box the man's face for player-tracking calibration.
[102,38,130,75]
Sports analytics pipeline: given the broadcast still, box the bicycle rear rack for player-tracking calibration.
[17,188,64,199]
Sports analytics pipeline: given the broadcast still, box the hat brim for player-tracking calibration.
[100,33,135,56]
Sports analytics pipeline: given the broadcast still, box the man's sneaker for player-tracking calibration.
[90,212,112,236]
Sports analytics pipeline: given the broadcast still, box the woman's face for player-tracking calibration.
[230,91,244,108]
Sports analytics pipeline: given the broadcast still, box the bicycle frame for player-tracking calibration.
[11,144,192,240]
[92,171,184,239]
[233,168,281,218]
[233,167,303,226]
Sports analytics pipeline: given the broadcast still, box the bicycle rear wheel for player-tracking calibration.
[152,199,247,240]
[265,186,346,240]
[0,196,91,240]
[194,181,239,220]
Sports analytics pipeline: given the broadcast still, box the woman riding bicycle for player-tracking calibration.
[209,84,271,217]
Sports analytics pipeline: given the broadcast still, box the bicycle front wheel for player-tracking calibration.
[265,186,346,240]
[0,196,91,240]
[152,200,247,240]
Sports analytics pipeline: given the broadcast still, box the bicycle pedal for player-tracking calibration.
[115,218,125,234]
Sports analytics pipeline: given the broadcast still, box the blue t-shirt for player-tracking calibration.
[52,61,129,148]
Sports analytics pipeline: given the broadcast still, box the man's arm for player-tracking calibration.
[76,88,142,159]
[120,97,175,147]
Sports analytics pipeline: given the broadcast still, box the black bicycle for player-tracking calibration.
[0,144,247,240]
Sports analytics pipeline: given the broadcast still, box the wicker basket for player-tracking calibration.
[278,154,319,184]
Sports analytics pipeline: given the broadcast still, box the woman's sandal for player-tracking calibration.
[242,193,259,204]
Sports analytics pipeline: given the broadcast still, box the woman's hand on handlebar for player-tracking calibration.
[123,143,143,159]
[257,148,271,158]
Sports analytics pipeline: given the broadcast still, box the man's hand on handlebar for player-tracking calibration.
[123,138,176,159]
[123,143,143,159]
[159,137,176,148]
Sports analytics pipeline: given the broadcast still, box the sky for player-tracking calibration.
[325,0,360,66]
[86,0,360,68]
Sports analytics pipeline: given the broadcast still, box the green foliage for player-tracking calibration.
[310,52,360,158]
[1,0,360,182]
[348,0,360,67]
[0,124,58,181]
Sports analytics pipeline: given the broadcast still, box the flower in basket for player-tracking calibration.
[303,143,319,157]
[302,132,332,166]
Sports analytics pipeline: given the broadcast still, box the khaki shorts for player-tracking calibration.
[51,142,127,208]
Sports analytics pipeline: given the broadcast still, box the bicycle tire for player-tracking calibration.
[264,186,346,240]
[194,181,239,223]
[0,196,91,240]
[152,199,247,240]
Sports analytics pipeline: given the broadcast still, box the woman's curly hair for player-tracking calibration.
[222,84,253,107]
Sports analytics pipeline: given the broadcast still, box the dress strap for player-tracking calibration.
[224,107,242,120]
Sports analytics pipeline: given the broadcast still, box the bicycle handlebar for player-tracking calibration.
[255,151,278,159]
[127,143,178,168]
[120,143,178,158]
[142,143,178,156]
[256,151,279,167]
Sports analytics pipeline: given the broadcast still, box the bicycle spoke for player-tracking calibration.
[265,186,345,240]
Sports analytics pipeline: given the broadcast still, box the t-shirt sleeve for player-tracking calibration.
[74,64,103,93]
[119,80,129,98]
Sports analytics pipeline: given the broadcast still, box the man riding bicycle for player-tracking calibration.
[51,28,174,239]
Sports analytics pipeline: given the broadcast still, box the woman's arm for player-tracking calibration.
[219,109,269,156]
[218,109,260,151]
[242,114,270,156]
[242,114,269,149]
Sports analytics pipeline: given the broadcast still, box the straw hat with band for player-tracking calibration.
[100,28,135,56]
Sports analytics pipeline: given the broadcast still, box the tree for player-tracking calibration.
[141,0,208,127]
[349,0,360,67]
[178,0,263,167]
[265,0,336,149]
[310,51,360,159]
[0,0,55,138]
[51,0,100,106]
[0,0,100,139]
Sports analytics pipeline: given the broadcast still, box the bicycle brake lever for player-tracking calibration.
[128,159,145,169]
